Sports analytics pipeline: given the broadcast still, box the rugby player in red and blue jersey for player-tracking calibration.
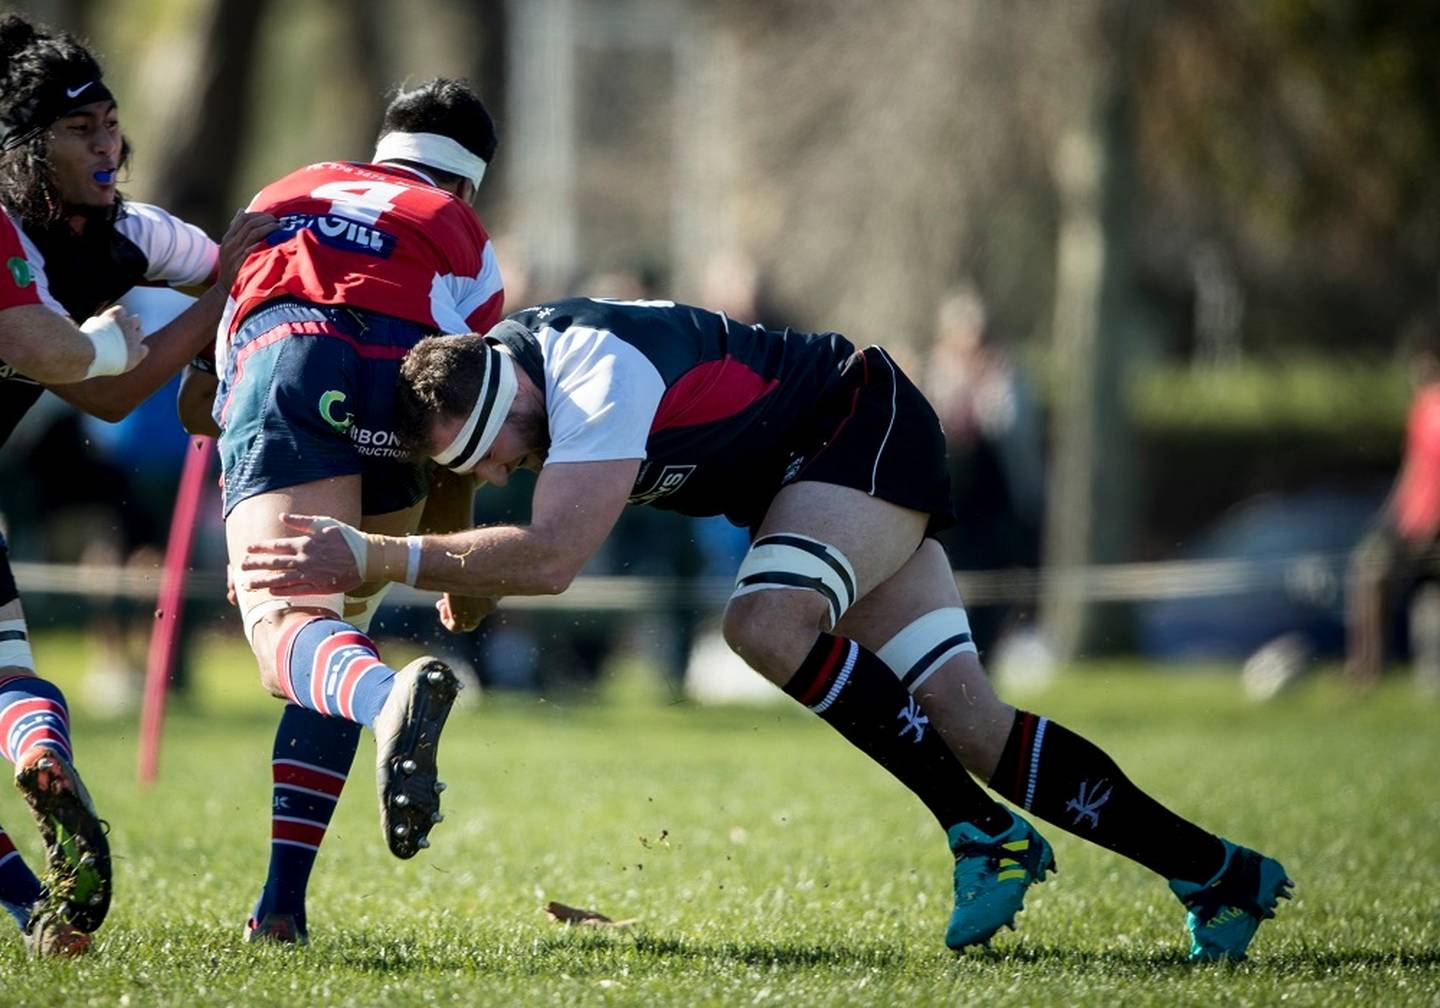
[244,297,1295,962]
[0,12,273,956]
[213,79,504,945]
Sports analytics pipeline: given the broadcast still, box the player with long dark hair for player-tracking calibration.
[0,11,272,955]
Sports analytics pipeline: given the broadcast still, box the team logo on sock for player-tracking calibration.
[1065,778,1112,829]
[896,697,929,742]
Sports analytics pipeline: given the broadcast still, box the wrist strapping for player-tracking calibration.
[404,535,423,586]
[81,314,129,378]
[312,517,371,582]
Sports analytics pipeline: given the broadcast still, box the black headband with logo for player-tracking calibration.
[0,74,114,151]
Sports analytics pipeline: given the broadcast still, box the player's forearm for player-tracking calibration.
[417,468,477,535]
[50,286,224,421]
[370,525,578,597]
[0,306,99,384]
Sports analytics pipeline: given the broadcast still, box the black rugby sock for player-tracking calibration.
[783,633,1012,835]
[989,710,1226,883]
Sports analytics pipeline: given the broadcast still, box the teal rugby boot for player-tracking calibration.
[1168,839,1293,962]
[945,809,1055,950]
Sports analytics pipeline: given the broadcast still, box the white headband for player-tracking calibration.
[373,131,488,190]
[432,344,517,473]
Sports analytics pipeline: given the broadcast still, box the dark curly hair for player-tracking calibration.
[378,78,496,188]
[0,13,128,228]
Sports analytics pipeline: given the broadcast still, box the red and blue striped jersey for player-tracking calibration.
[224,161,503,342]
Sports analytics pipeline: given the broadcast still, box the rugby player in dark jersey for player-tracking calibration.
[0,12,273,955]
[243,297,1294,961]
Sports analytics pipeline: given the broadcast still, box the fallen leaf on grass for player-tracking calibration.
[543,901,638,928]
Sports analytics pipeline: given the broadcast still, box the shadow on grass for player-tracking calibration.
[322,930,1440,977]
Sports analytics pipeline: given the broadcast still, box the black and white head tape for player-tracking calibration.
[432,344,517,473]
[372,131,487,190]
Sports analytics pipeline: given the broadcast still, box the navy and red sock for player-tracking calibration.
[275,618,396,728]
[0,672,72,766]
[0,822,42,930]
[784,633,1012,835]
[253,703,362,932]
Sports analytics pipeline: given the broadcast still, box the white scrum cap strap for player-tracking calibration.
[876,607,977,694]
[731,533,858,629]
[431,343,517,473]
[373,131,487,190]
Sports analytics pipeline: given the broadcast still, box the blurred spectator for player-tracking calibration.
[924,284,1045,655]
[1345,331,1440,687]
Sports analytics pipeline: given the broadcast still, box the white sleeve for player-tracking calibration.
[428,240,504,334]
[115,202,219,287]
[542,326,666,465]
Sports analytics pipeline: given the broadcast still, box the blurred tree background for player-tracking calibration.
[6,0,1437,655]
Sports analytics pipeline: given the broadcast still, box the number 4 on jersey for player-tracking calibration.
[310,181,408,226]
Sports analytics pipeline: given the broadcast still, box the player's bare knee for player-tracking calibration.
[726,531,859,681]
[722,592,828,681]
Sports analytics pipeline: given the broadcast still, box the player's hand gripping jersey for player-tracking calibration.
[223,161,502,344]
[496,298,954,533]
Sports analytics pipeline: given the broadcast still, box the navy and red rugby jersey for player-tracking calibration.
[496,298,855,526]
[223,161,503,341]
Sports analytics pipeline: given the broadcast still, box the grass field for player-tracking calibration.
[2,630,1438,1006]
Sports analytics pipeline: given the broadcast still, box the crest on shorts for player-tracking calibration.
[629,463,695,504]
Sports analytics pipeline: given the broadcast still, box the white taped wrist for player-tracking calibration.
[81,314,130,378]
[404,535,423,586]
[312,517,370,581]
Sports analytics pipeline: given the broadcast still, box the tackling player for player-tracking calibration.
[242,298,1294,962]
[210,79,504,944]
[0,12,274,956]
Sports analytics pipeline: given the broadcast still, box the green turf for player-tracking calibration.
[2,632,1437,1006]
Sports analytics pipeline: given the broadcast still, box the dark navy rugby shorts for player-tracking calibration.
[214,301,431,517]
[779,345,957,538]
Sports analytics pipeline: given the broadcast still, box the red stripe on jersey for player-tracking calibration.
[273,760,347,796]
[0,830,15,857]
[272,819,327,848]
[650,357,780,434]
[0,213,42,312]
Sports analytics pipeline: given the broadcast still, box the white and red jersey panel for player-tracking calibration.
[495,298,855,524]
[223,161,503,344]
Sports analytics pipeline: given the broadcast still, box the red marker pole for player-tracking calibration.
[138,435,213,785]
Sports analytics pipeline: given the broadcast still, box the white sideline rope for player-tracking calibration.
[8,550,1358,611]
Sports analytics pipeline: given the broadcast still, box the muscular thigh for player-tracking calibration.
[754,480,928,604]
